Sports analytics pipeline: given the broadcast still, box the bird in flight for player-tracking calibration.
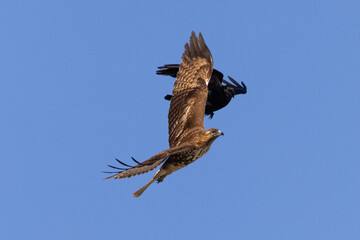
[157,64,247,118]
[106,31,223,197]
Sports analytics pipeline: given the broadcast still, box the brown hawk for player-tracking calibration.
[106,31,223,197]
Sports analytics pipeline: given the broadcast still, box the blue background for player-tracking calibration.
[1,0,359,239]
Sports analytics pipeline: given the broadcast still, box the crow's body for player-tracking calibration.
[157,64,247,118]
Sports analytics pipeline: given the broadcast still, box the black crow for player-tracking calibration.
[157,64,247,118]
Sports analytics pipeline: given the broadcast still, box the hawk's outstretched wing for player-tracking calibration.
[105,143,194,179]
[168,31,213,148]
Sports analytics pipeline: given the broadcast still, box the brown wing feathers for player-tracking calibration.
[106,151,169,179]
[106,142,195,179]
[168,31,213,147]
[185,32,213,72]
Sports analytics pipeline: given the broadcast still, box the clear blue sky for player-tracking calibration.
[1,0,359,239]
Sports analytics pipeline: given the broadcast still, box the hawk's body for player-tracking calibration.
[107,32,223,197]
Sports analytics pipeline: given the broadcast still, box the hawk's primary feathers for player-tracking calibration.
[106,32,223,197]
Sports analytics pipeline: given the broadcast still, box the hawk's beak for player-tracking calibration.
[219,130,224,136]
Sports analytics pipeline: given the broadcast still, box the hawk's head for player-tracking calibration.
[193,128,223,148]
[205,128,224,137]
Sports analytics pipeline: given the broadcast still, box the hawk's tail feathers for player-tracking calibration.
[132,169,166,198]
[132,144,194,197]
[132,178,155,198]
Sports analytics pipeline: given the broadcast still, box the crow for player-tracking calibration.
[156,64,247,118]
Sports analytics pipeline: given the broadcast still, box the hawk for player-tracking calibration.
[106,31,223,197]
[157,64,247,118]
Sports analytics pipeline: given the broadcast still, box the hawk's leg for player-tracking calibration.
[157,175,167,183]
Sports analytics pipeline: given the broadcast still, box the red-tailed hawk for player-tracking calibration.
[157,64,247,118]
[106,31,223,197]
